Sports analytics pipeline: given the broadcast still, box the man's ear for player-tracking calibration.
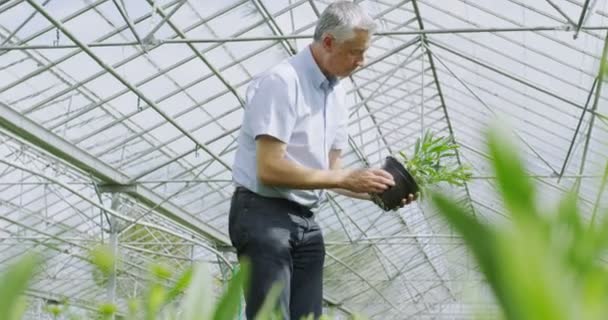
[322,34,334,51]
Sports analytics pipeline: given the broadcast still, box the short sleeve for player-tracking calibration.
[244,73,296,144]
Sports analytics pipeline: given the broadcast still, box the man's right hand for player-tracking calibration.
[339,168,395,194]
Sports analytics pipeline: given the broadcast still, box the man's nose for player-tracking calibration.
[356,57,365,68]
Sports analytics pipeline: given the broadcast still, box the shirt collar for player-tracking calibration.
[299,46,339,90]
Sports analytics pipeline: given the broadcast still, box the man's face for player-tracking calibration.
[324,29,371,78]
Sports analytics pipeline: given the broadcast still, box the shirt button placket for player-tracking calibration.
[323,84,329,168]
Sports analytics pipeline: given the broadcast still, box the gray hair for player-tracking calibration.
[313,1,376,43]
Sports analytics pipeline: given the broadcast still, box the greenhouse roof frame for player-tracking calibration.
[1,0,607,318]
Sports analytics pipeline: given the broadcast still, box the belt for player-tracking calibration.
[234,186,314,218]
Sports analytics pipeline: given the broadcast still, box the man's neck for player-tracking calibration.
[309,43,332,79]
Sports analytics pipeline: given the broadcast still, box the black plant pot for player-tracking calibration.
[372,156,419,211]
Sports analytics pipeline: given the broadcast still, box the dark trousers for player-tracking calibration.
[228,187,325,320]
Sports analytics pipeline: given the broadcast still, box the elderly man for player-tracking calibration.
[229,2,415,319]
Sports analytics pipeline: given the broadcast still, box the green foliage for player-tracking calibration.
[431,126,608,320]
[90,245,115,277]
[1,248,371,319]
[3,249,329,319]
[90,245,116,287]
[44,303,63,318]
[399,130,472,197]
[0,253,39,320]
[253,283,283,320]
[98,303,118,320]
[119,224,186,270]
[213,260,250,320]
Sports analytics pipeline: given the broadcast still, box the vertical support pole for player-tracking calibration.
[421,45,425,138]
[107,193,120,319]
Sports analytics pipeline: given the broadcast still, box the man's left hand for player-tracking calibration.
[394,193,417,210]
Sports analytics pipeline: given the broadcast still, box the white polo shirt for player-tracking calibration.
[231,45,348,209]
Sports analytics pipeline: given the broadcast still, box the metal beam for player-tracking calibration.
[461,141,600,208]
[575,30,608,193]
[145,0,245,108]
[342,0,418,159]
[116,2,240,188]
[544,0,577,28]
[506,0,599,40]
[412,0,602,81]
[349,97,439,144]
[0,0,50,48]
[66,17,266,150]
[574,0,593,38]
[0,101,230,244]
[0,155,233,274]
[448,0,600,58]
[1,4,242,220]
[25,0,231,172]
[0,0,24,13]
[0,0,174,96]
[7,25,608,50]
[110,0,143,48]
[0,0,112,62]
[250,0,296,54]
[349,51,425,94]
[348,42,422,117]
[141,0,187,42]
[408,6,477,199]
[558,77,598,182]
[325,251,405,313]
[68,0,304,158]
[410,0,472,302]
[429,39,608,123]
[16,1,252,198]
[414,48,608,156]
[352,52,608,162]
[0,198,158,280]
[0,0,211,190]
[428,48,560,175]
[351,35,421,76]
